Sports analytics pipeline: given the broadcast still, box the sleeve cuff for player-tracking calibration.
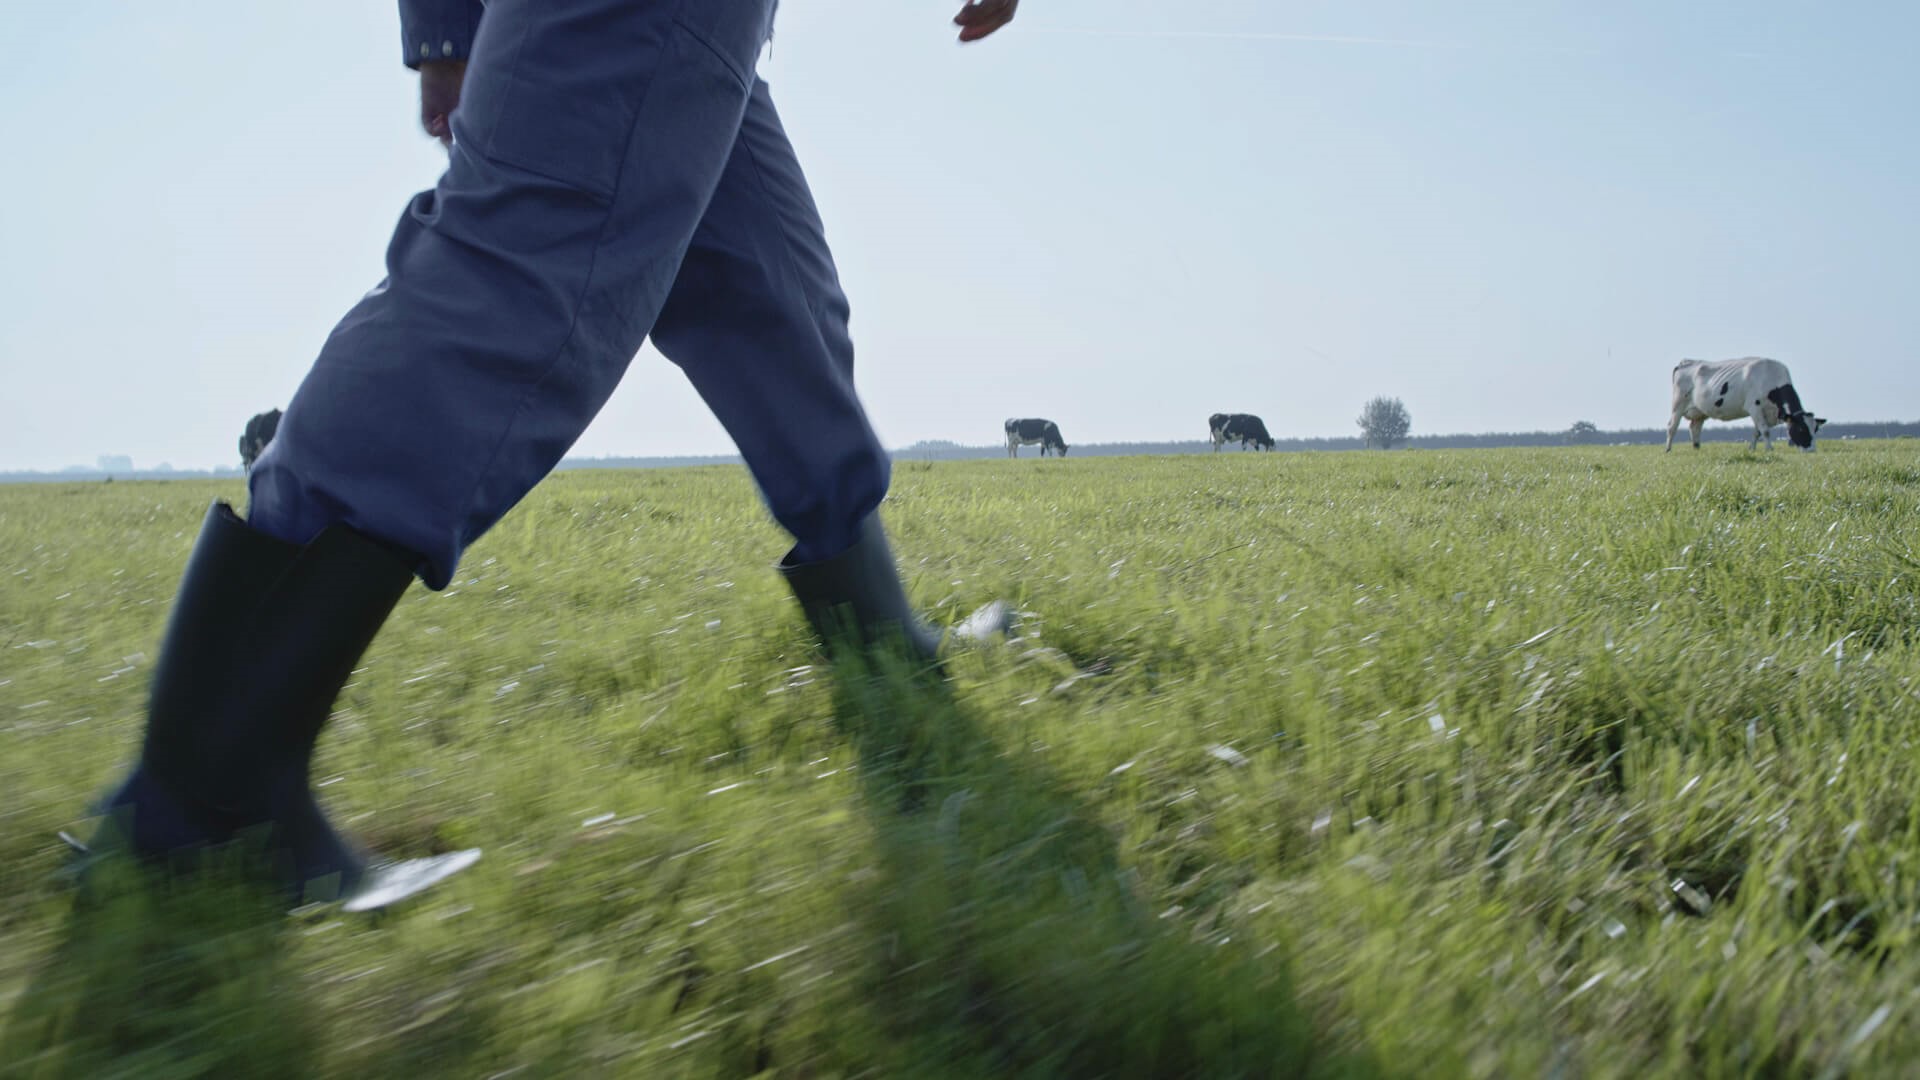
[399,0,485,70]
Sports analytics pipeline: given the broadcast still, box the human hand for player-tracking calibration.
[953,0,1018,43]
[419,60,467,147]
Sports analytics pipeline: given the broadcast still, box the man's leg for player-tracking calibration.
[649,79,938,659]
[94,0,779,903]
[252,0,777,586]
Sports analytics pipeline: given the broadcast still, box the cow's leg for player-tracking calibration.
[1688,416,1705,449]
[105,0,774,903]
[1665,409,1682,452]
[649,78,941,659]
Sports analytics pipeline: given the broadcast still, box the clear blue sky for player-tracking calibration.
[2,0,1915,471]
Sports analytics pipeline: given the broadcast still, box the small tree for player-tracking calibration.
[1357,396,1412,449]
[1566,420,1599,444]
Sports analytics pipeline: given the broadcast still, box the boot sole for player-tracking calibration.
[57,831,481,913]
[342,849,482,912]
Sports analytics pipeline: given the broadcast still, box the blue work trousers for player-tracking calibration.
[249,0,888,589]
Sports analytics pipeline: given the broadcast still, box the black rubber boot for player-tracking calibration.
[87,500,416,905]
[779,514,943,663]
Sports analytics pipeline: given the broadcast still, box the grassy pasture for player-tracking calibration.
[3,442,1920,1077]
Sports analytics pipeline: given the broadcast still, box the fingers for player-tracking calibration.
[420,111,453,147]
[417,60,467,146]
[953,0,1017,43]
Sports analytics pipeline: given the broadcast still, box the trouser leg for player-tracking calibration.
[248,0,777,588]
[649,79,889,565]
[646,80,937,658]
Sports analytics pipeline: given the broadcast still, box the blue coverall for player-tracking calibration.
[248,0,889,589]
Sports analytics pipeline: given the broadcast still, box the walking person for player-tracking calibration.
[83,0,1024,908]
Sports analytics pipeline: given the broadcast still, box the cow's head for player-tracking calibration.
[1786,412,1826,451]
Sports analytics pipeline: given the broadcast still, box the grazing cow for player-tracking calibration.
[239,408,283,473]
[1208,412,1275,452]
[1665,358,1825,453]
[1004,418,1068,457]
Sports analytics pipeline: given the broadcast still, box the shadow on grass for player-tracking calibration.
[2,854,322,1078]
[826,648,1376,1079]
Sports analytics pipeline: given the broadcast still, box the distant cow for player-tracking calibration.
[1005,418,1068,457]
[239,408,282,472]
[1665,358,1824,453]
[1208,412,1274,452]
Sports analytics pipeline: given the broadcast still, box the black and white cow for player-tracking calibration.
[1665,358,1825,453]
[239,408,283,473]
[1208,412,1274,452]
[1005,418,1068,457]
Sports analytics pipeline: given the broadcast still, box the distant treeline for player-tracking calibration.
[1,467,248,484]
[7,421,1917,483]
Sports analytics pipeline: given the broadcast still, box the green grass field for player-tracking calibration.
[4,443,1920,1078]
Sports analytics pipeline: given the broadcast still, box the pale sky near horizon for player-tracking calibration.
[2,1,1916,471]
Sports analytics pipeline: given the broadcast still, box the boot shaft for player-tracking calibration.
[141,501,416,823]
[779,513,941,661]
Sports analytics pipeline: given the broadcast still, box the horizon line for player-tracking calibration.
[8,419,1916,478]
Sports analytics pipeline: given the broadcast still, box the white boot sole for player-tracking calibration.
[342,849,482,912]
[58,831,481,913]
